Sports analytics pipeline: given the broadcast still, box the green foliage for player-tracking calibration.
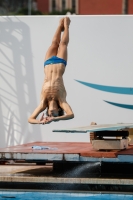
[49,9,75,15]
[16,8,42,15]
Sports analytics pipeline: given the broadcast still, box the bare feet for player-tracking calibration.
[64,17,71,29]
[59,17,71,32]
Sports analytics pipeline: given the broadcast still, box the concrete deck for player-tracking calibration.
[0,164,132,185]
[0,142,133,163]
[0,164,133,192]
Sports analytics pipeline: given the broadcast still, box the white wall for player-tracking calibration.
[0,16,133,148]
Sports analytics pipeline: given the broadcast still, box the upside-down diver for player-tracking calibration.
[28,17,74,125]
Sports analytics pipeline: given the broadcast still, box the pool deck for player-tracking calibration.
[0,164,133,192]
[0,142,133,192]
[0,142,133,163]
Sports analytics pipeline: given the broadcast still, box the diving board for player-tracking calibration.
[53,123,133,150]
[53,123,133,133]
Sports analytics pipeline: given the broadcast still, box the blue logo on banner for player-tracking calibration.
[75,80,133,95]
[104,100,133,110]
[75,80,133,110]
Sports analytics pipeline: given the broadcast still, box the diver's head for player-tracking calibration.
[47,101,64,117]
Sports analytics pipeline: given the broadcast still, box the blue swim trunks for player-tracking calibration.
[44,56,67,67]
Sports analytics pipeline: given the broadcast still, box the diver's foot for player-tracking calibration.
[64,17,71,29]
[59,18,64,32]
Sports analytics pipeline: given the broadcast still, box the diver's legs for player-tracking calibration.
[57,17,70,61]
[44,18,64,61]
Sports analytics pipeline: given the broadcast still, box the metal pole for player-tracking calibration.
[122,0,128,14]
[28,0,32,15]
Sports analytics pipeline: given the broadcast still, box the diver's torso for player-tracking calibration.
[41,64,66,101]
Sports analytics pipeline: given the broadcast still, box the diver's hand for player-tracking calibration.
[47,116,60,122]
[46,116,55,122]
[39,113,50,124]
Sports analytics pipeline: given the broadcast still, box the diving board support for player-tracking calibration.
[92,139,128,150]
[91,130,129,150]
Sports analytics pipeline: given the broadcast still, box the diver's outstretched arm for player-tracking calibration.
[28,101,47,124]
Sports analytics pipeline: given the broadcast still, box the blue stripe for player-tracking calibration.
[104,100,133,110]
[75,80,133,95]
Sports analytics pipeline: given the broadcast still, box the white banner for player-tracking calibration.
[0,16,133,147]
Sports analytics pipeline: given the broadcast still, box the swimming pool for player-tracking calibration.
[0,191,133,200]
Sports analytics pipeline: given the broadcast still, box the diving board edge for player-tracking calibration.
[53,124,133,133]
[53,130,87,133]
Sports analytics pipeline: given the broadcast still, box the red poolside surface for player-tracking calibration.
[0,142,133,158]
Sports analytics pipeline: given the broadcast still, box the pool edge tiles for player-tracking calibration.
[0,176,133,185]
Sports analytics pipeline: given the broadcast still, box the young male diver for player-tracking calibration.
[28,17,74,125]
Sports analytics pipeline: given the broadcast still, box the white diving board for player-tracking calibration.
[53,123,133,133]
